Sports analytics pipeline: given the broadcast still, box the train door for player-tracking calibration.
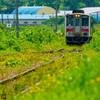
[74,17,81,34]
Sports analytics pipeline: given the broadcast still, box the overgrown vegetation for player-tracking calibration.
[0,24,59,53]
[44,17,64,26]
[0,24,100,100]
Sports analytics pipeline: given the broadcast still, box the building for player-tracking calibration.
[0,6,56,26]
[58,7,100,22]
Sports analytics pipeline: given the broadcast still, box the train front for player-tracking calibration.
[65,10,93,44]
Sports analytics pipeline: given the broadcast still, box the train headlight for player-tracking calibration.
[75,15,78,17]
[78,15,80,17]
[75,15,80,18]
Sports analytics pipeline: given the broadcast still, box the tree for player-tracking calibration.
[0,0,100,13]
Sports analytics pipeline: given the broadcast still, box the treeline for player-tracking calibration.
[0,0,100,14]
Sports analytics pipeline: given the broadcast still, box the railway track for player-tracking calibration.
[0,53,64,99]
[19,49,83,94]
[0,54,64,85]
[0,49,83,56]
[21,81,41,94]
[0,49,83,99]
[0,49,82,85]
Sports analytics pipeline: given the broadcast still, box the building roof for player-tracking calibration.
[11,6,55,15]
[12,6,44,14]
[57,7,100,21]
[80,7,100,14]
[58,7,100,16]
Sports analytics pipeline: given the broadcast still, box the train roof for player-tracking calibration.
[66,13,90,16]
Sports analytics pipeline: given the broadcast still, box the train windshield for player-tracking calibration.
[82,15,89,26]
[66,15,73,26]
[75,19,80,26]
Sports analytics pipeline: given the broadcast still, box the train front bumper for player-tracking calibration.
[66,37,92,44]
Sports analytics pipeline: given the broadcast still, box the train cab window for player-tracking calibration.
[66,15,73,26]
[75,19,80,26]
[82,15,89,26]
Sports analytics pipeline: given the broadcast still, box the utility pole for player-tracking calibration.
[1,13,3,24]
[13,15,16,29]
[97,12,99,23]
[56,0,58,32]
[16,0,19,38]
[7,15,9,23]
[51,17,53,31]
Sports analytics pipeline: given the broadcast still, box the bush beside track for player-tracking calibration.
[0,24,59,53]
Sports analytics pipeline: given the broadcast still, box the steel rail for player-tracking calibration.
[0,53,64,85]
[20,54,65,95]
[21,81,41,94]
[0,49,83,56]
[0,49,83,84]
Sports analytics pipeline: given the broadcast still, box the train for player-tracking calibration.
[65,10,93,44]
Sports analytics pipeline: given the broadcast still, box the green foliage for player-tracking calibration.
[0,25,59,52]
[88,28,100,51]
[93,18,99,24]
[5,57,27,67]
[0,0,100,13]
[44,17,64,26]
[78,2,86,8]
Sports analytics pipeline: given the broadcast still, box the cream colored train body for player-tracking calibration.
[65,10,93,44]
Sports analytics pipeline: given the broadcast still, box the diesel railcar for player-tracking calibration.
[65,10,93,44]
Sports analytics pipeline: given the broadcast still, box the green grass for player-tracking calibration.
[0,24,100,100]
[16,50,100,100]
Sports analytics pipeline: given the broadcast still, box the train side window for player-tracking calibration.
[82,15,89,26]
